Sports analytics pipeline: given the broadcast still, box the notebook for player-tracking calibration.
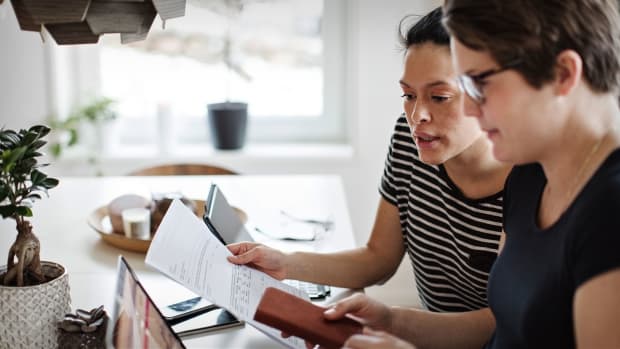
[204,183,330,299]
[110,256,187,349]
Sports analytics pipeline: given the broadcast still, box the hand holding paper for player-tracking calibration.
[145,200,308,348]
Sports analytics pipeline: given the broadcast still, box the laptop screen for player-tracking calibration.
[111,256,186,349]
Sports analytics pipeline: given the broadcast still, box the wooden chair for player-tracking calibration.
[128,163,238,176]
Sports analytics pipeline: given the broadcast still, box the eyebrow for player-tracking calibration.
[399,80,451,88]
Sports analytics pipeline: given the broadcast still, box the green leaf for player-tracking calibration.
[0,130,20,147]
[68,129,78,146]
[14,158,37,175]
[0,205,16,219]
[29,125,51,138]
[30,140,46,150]
[26,193,41,200]
[2,149,16,173]
[20,131,38,146]
[0,185,8,203]
[8,146,27,164]
[42,177,59,189]
[50,143,62,158]
[15,206,32,217]
[31,169,46,185]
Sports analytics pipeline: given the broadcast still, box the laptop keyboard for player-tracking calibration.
[284,280,330,300]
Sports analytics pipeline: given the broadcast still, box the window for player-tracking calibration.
[69,0,346,154]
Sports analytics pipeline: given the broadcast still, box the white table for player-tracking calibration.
[0,175,357,348]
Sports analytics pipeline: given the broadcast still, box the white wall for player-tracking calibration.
[0,0,440,305]
[0,3,49,130]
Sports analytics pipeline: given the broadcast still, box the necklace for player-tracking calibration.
[546,133,606,214]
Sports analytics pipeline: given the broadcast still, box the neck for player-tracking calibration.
[537,92,620,228]
[443,136,512,198]
[540,93,620,192]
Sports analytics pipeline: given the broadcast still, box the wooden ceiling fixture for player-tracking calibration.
[8,0,186,45]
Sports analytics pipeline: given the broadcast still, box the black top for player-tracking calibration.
[486,149,620,349]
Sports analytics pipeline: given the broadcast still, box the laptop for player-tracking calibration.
[111,256,187,349]
[110,257,242,348]
[204,183,330,300]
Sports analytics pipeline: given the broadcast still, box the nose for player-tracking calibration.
[407,101,431,126]
[463,94,482,119]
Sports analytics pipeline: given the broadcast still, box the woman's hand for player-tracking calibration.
[344,327,417,349]
[226,242,288,280]
[323,293,393,332]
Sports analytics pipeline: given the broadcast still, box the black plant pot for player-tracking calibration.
[207,102,248,150]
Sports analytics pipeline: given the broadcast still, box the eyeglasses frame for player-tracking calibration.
[457,60,522,104]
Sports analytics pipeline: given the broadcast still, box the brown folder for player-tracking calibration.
[253,287,362,349]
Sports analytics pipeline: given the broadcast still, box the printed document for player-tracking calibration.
[145,200,307,348]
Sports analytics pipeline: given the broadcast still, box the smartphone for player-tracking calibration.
[204,183,253,244]
[161,296,219,325]
[171,309,244,338]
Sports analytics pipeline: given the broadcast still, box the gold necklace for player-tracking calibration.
[548,134,606,212]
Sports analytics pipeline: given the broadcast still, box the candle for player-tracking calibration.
[121,208,151,240]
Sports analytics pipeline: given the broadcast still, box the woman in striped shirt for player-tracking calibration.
[227,7,511,313]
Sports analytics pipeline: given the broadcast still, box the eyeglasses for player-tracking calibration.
[457,61,521,104]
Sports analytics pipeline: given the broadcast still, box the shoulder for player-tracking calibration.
[391,114,414,145]
[388,114,419,161]
[583,148,620,210]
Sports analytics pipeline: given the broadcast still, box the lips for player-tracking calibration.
[483,128,500,141]
[414,131,440,149]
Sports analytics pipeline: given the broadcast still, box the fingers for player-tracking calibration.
[226,242,262,264]
[226,242,259,255]
[323,293,367,320]
[344,327,413,349]
[363,327,387,336]
[226,246,261,265]
[281,331,315,349]
[343,331,384,349]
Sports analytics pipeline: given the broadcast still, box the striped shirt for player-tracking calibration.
[380,115,503,312]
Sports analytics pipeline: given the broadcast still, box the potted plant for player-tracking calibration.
[0,125,71,348]
[48,97,117,158]
[48,97,117,176]
[206,0,249,150]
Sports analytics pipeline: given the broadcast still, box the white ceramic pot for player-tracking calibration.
[0,261,71,349]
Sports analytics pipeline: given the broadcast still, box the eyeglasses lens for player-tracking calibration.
[457,75,484,103]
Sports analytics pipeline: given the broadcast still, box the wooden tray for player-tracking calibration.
[87,199,247,253]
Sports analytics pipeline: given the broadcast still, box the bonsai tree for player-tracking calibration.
[0,125,59,287]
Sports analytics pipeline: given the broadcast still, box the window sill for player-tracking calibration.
[55,142,355,164]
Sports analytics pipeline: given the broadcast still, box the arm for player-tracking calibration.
[325,293,495,349]
[228,198,406,288]
[389,306,494,349]
[574,268,620,348]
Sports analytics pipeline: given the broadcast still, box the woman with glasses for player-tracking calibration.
[228,7,511,313]
[323,1,620,348]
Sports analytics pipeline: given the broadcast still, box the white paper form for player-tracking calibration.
[145,200,307,348]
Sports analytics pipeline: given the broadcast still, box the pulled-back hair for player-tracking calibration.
[399,7,449,51]
[442,0,620,93]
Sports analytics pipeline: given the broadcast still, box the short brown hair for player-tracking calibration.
[442,0,620,93]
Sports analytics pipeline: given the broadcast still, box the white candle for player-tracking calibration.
[121,208,151,240]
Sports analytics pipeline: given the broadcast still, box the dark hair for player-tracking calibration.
[399,7,449,51]
[442,0,620,93]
